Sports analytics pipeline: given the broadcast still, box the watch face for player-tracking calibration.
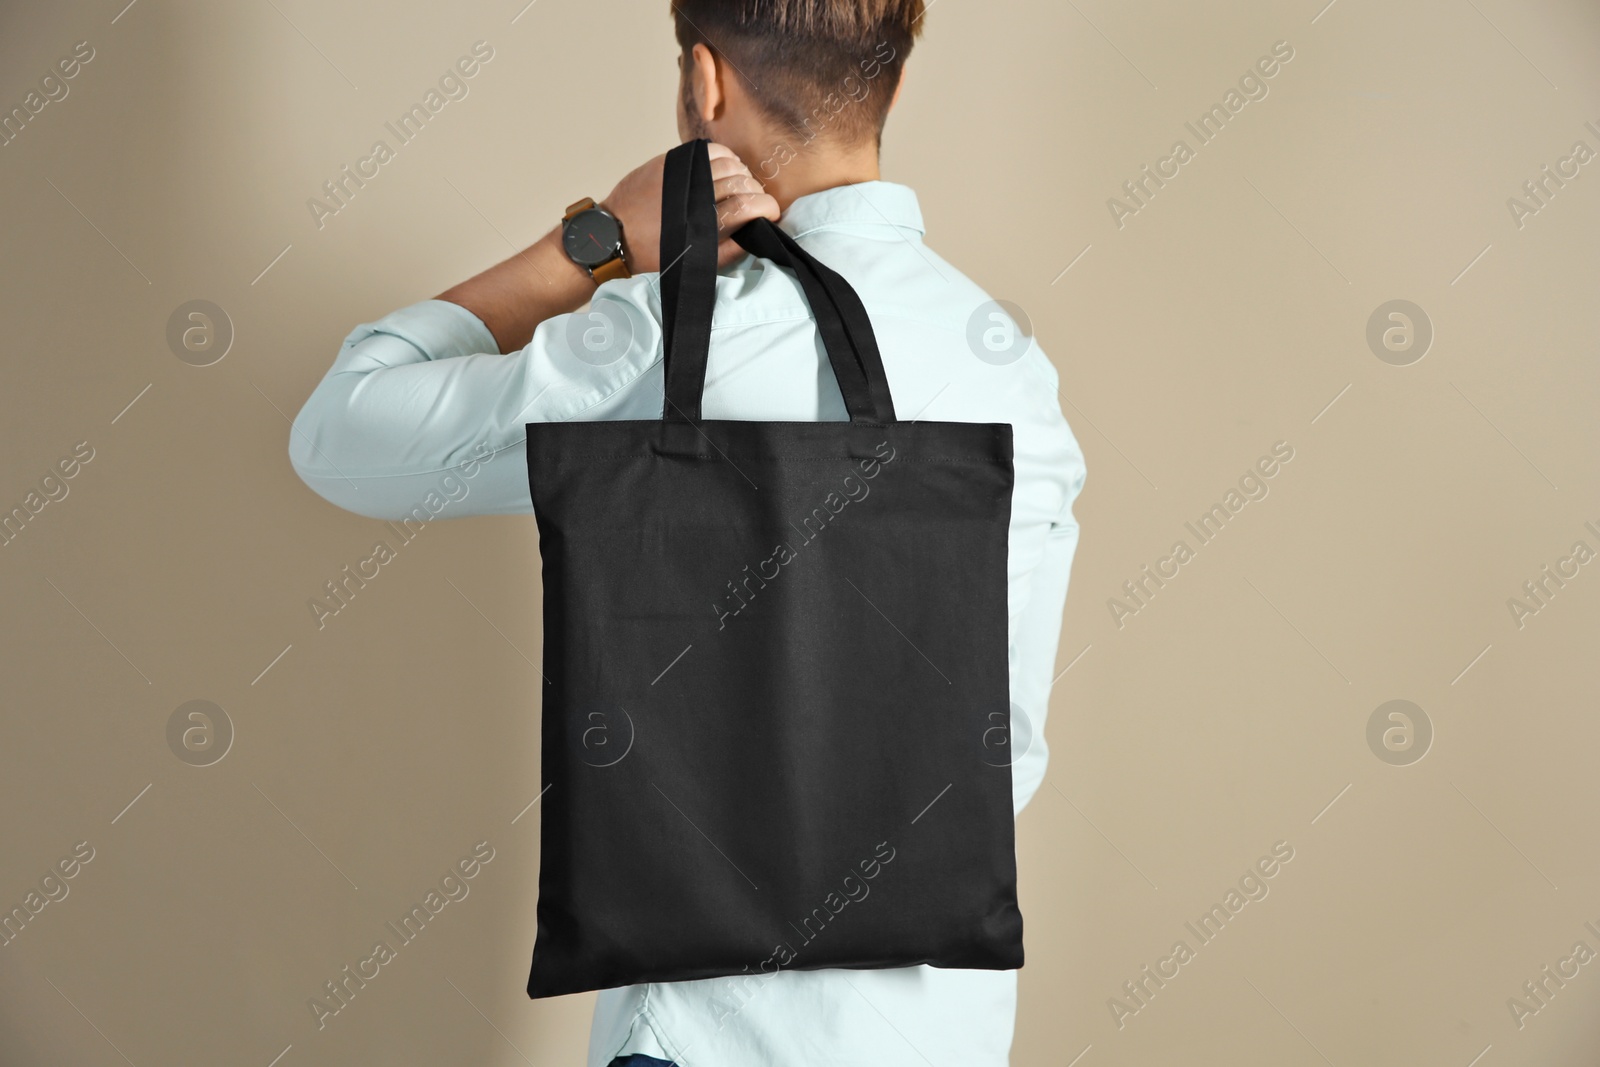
[563,208,622,267]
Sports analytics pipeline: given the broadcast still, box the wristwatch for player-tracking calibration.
[561,198,631,283]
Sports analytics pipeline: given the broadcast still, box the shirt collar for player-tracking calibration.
[777,181,925,240]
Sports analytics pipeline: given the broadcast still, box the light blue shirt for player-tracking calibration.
[290,181,1085,1067]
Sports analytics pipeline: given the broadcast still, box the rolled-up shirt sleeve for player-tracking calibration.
[289,288,665,520]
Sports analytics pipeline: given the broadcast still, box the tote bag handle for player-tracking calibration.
[657,139,897,425]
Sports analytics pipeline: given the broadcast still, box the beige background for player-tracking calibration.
[2,0,1598,1064]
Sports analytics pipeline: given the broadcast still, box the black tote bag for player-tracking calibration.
[524,139,1020,999]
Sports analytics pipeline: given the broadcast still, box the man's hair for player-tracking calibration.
[670,0,925,148]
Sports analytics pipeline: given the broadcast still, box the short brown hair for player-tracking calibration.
[670,0,925,148]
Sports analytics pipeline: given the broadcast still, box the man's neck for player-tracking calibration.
[753,140,882,214]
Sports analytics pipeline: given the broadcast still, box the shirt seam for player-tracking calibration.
[640,989,694,1067]
[599,984,694,1067]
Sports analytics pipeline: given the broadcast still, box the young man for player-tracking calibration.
[290,2,1085,1063]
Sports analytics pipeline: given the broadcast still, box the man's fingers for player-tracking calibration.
[715,190,781,235]
[701,143,776,255]
[709,155,755,183]
[712,173,766,203]
[716,237,748,268]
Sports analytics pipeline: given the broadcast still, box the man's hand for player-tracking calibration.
[436,143,778,354]
[601,142,780,272]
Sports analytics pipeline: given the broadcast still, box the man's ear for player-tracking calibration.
[690,42,724,125]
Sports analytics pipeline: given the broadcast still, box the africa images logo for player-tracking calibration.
[1106,40,1296,229]
[712,442,895,630]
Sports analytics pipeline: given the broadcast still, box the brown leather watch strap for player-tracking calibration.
[590,256,631,283]
[563,196,596,220]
